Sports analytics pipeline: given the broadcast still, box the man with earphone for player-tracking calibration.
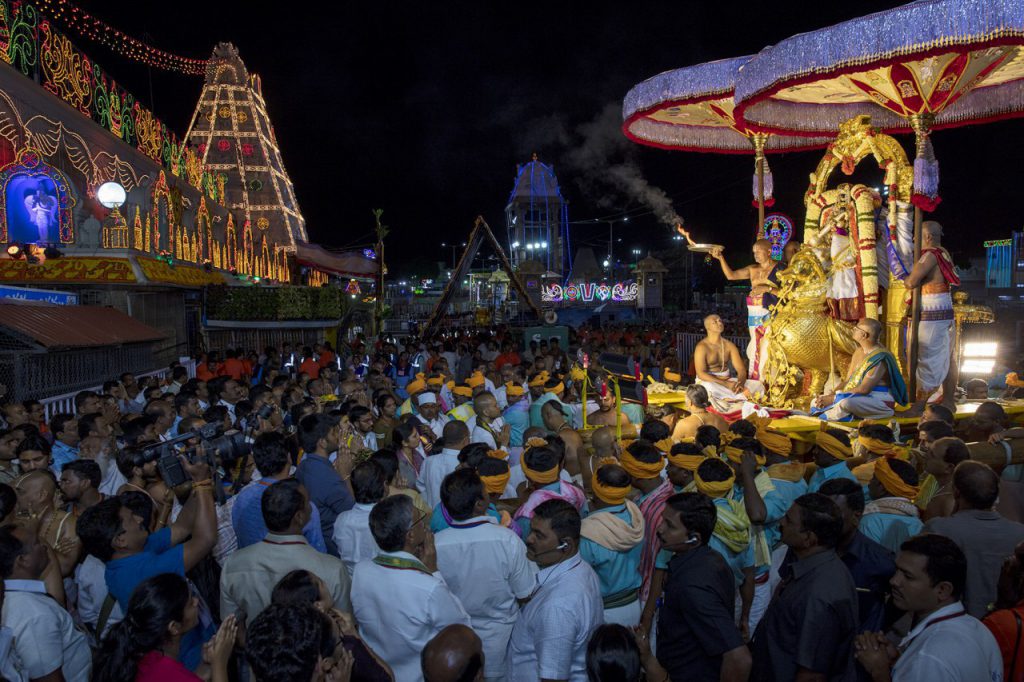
[508,498,603,682]
[644,492,752,681]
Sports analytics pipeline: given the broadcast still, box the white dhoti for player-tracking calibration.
[826,230,863,321]
[603,598,642,627]
[821,388,895,422]
[916,291,954,398]
[697,371,767,417]
[746,297,770,380]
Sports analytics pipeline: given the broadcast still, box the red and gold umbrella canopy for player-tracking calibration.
[735,0,1024,210]
[623,56,832,216]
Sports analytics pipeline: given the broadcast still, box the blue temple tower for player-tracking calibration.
[505,154,569,276]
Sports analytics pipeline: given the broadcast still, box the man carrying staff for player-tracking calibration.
[694,314,765,414]
[903,220,960,408]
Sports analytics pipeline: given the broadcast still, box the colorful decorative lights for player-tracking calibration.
[541,281,638,303]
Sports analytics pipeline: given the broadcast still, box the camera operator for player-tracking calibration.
[77,452,219,672]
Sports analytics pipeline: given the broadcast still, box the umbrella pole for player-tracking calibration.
[907,114,933,402]
[753,133,768,229]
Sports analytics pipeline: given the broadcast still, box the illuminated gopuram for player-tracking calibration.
[185,43,308,253]
[505,154,569,276]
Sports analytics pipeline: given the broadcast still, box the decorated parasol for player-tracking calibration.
[734,0,1024,397]
[622,56,833,228]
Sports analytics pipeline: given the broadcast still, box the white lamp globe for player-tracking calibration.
[96,182,127,209]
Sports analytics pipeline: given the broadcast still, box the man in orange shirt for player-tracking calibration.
[318,342,337,369]
[494,341,521,371]
[219,349,247,382]
[196,352,219,382]
[298,346,320,379]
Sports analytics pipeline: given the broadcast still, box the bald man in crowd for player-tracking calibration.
[422,624,484,682]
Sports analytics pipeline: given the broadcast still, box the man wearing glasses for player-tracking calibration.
[813,318,908,422]
[351,494,470,682]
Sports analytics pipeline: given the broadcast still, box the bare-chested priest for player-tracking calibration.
[694,314,765,413]
[711,240,779,379]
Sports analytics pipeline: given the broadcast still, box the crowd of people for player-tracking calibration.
[0,326,1020,681]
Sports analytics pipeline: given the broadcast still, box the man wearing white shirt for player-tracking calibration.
[333,461,385,575]
[435,469,536,681]
[416,392,451,442]
[472,392,511,452]
[418,421,469,510]
[216,378,243,423]
[855,534,1002,682]
[349,405,379,452]
[352,494,470,682]
[509,498,603,682]
[0,525,92,682]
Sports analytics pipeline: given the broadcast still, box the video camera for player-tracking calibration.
[137,421,253,493]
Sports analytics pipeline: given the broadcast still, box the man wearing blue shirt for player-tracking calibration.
[76,455,219,671]
[49,413,79,473]
[233,431,327,552]
[807,428,857,493]
[580,462,645,626]
[295,413,355,556]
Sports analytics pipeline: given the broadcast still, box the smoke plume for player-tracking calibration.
[519,103,682,226]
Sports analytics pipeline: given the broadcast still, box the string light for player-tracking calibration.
[35,0,209,75]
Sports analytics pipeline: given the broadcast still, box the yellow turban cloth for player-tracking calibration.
[545,382,565,395]
[480,471,511,495]
[591,459,631,505]
[505,382,525,397]
[663,370,682,383]
[406,373,427,395]
[569,365,587,381]
[722,446,766,467]
[620,449,664,480]
[667,452,706,472]
[487,449,509,460]
[873,457,920,500]
[467,372,486,388]
[452,385,473,398]
[694,470,736,498]
[654,438,675,454]
[858,436,911,461]
[816,430,852,460]
[427,375,445,387]
[528,371,550,387]
[519,451,559,485]
[748,416,793,456]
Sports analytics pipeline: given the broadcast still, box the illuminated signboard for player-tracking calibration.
[542,281,638,303]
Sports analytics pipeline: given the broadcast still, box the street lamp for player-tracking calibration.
[441,242,466,269]
[97,181,128,248]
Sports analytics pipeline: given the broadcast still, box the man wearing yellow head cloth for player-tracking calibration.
[397,373,429,417]
[580,461,646,626]
[723,438,783,632]
[860,456,923,554]
[502,381,530,448]
[807,428,859,493]
[638,442,710,636]
[694,457,755,639]
[446,384,476,424]
[528,376,567,430]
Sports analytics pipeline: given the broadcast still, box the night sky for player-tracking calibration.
[80,1,1024,277]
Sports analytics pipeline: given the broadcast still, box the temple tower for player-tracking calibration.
[504,154,569,275]
[185,43,307,250]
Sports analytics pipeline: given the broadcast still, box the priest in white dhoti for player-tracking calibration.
[694,314,765,416]
[903,221,960,404]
